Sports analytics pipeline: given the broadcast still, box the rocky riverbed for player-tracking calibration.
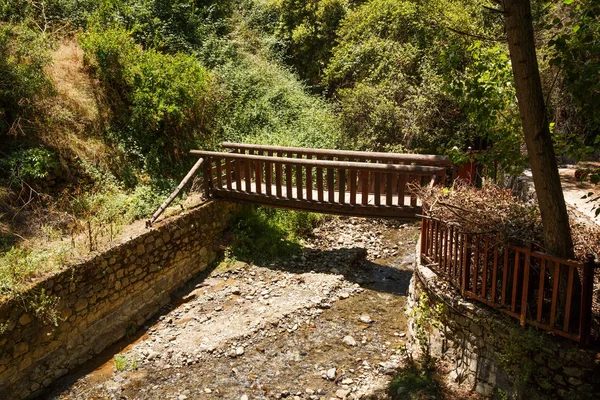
[40,217,453,400]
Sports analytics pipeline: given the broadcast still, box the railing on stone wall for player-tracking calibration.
[420,215,598,347]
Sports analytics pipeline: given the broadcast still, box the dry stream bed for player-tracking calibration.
[42,218,424,400]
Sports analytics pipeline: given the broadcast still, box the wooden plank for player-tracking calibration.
[482,238,489,299]
[203,159,212,200]
[397,175,406,206]
[245,157,252,193]
[221,142,452,166]
[212,189,420,218]
[317,155,324,202]
[491,245,499,304]
[225,159,232,190]
[215,158,223,188]
[461,234,471,295]
[385,173,393,206]
[420,218,428,261]
[444,224,450,273]
[550,261,560,328]
[339,169,346,204]
[255,160,262,195]
[537,259,546,323]
[275,152,283,198]
[235,159,242,191]
[455,230,462,283]
[296,154,303,200]
[563,265,575,332]
[349,170,357,205]
[306,166,313,201]
[191,150,446,174]
[520,248,531,326]
[265,151,273,196]
[327,168,335,203]
[473,236,480,295]
[374,172,381,206]
[511,251,521,313]
[286,153,293,200]
[410,175,419,207]
[361,170,369,205]
[501,247,509,306]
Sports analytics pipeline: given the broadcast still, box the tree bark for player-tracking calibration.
[503,0,574,258]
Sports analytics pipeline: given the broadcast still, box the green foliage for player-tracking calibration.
[491,318,545,390]
[211,54,341,149]
[0,147,58,182]
[0,22,52,140]
[80,26,211,176]
[408,292,445,369]
[448,42,525,176]
[388,360,442,399]
[114,353,138,371]
[548,0,600,147]
[227,207,321,263]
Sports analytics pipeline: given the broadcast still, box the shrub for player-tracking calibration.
[80,26,212,177]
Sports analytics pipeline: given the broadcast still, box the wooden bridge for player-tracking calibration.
[149,143,454,225]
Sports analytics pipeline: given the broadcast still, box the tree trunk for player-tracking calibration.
[503,0,573,259]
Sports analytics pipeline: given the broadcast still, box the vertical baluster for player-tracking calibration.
[276,151,283,198]
[410,175,419,207]
[397,174,406,206]
[537,259,547,323]
[563,265,575,332]
[235,158,242,191]
[350,170,357,205]
[473,237,480,295]
[446,225,453,274]
[520,249,531,326]
[386,173,393,206]
[482,238,489,299]
[317,155,324,202]
[339,169,346,204]
[255,159,262,195]
[374,172,381,206]
[296,153,303,199]
[286,152,293,199]
[306,165,313,201]
[511,251,521,313]
[491,245,499,304]
[225,158,232,190]
[462,234,471,296]
[327,167,335,203]
[361,171,369,205]
[501,247,509,306]
[215,158,222,189]
[549,261,560,328]
[245,155,252,193]
[266,151,273,196]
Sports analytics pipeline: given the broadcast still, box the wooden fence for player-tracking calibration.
[420,216,598,346]
[188,150,447,217]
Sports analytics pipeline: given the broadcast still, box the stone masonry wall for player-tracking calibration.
[0,200,240,399]
[407,246,599,399]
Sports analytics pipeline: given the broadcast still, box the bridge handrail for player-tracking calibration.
[190,150,446,174]
[221,142,452,166]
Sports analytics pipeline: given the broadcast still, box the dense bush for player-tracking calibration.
[0,23,52,143]
[80,27,212,177]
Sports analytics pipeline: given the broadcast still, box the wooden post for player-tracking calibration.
[462,234,471,296]
[203,157,212,200]
[579,255,596,347]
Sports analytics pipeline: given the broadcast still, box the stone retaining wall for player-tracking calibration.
[407,248,599,399]
[0,200,240,399]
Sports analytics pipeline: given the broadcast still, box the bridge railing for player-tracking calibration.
[420,215,598,347]
[190,150,446,217]
[221,142,455,187]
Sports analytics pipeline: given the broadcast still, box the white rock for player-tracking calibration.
[343,335,357,346]
[236,347,245,356]
[327,367,337,380]
[359,315,372,324]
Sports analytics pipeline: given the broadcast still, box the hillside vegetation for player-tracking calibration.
[0,0,598,294]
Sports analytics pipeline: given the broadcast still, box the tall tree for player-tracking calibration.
[502,0,574,258]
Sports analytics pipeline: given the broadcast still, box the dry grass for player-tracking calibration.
[416,182,600,261]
